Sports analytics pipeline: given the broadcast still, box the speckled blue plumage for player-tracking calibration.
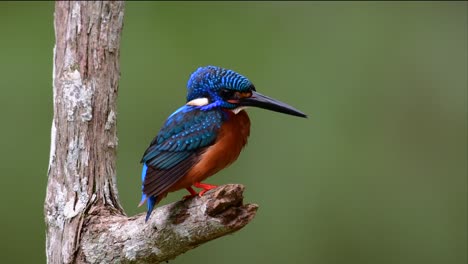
[141,106,224,167]
[140,66,254,222]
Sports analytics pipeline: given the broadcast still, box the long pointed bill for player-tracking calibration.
[239,91,307,118]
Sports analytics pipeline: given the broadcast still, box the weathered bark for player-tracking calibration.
[81,184,257,263]
[44,2,257,264]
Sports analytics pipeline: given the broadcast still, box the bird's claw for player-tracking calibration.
[194,182,218,197]
[198,189,208,197]
[182,183,218,200]
[182,186,198,200]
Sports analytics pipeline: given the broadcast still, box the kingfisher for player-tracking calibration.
[139,66,307,222]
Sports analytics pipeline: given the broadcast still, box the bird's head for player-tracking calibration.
[186,66,307,118]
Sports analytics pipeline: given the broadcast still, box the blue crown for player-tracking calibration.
[186,66,253,101]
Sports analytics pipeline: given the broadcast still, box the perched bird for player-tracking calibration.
[139,66,307,222]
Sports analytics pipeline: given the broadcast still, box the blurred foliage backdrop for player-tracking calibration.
[0,1,466,264]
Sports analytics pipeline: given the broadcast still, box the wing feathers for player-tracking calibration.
[141,106,224,198]
[143,152,200,197]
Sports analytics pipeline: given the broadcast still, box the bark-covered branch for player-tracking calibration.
[44,2,257,264]
[81,184,258,263]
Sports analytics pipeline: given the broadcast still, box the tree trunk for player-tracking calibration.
[44,2,257,264]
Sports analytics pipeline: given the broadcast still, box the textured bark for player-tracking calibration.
[80,184,257,263]
[44,2,257,264]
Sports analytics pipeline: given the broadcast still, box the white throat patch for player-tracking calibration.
[231,106,248,114]
[186,97,209,106]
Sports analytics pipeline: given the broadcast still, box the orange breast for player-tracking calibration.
[167,110,251,192]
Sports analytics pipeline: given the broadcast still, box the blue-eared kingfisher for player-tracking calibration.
[139,66,307,222]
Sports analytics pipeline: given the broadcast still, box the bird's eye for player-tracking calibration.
[219,89,236,100]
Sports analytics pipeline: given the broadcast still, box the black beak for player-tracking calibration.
[238,91,307,118]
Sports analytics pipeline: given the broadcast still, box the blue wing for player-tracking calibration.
[141,105,224,200]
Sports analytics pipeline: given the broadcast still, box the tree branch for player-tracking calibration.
[44,2,257,264]
[81,184,258,263]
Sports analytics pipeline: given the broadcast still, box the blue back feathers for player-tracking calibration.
[141,106,223,169]
[186,66,253,101]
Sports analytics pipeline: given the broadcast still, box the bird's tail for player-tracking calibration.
[139,163,158,222]
[145,195,157,222]
[138,193,158,222]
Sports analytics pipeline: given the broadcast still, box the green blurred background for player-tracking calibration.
[0,1,466,264]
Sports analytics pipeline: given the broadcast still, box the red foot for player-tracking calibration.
[194,182,218,197]
[182,186,198,200]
